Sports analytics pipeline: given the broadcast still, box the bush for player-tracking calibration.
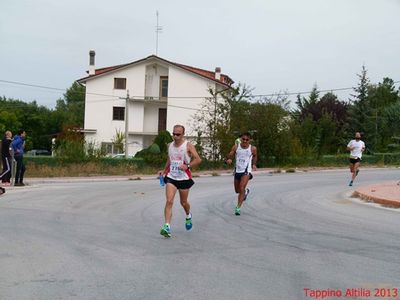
[134,131,173,168]
[23,152,400,178]
[153,130,173,152]
[25,156,148,177]
[54,126,87,163]
[135,144,166,168]
[148,143,161,154]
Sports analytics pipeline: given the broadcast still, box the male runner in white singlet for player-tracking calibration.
[347,132,365,186]
[159,125,202,237]
[226,132,257,215]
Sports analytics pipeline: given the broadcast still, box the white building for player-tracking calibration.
[77,52,234,156]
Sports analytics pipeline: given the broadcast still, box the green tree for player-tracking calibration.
[55,81,85,128]
[0,110,21,134]
[294,84,319,121]
[316,93,349,154]
[192,83,252,161]
[290,114,317,157]
[348,65,374,149]
[249,99,290,165]
[384,102,400,151]
[0,97,55,150]
[316,113,337,155]
[292,86,321,156]
[292,87,349,156]
[219,85,253,157]
[367,77,399,151]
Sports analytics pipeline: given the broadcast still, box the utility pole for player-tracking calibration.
[125,90,130,159]
[155,11,163,55]
[213,86,217,162]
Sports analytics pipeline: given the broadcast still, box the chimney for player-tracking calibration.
[89,50,96,75]
[215,67,221,81]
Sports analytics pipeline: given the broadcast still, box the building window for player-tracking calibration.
[101,142,113,155]
[160,76,168,99]
[114,78,127,90]
[113,107,125,120]
[158,108,167,132]
[101,142,122,155]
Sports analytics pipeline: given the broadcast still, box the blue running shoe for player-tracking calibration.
[160,224,171,237]
[243,188,250,201]
[349,181,353,186]
[185,215,192,231]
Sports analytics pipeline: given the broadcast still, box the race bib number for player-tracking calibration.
[170,160,182,177]
[238,158,246,165]
[236,156,247,172]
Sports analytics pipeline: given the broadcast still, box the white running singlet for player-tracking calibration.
[235,144,253,173]
[347,139,365,159]
[166,141,192,180]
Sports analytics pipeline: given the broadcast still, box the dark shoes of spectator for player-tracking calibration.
[14,183,25,186]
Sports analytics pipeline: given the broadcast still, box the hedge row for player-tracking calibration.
[21,153,400,176]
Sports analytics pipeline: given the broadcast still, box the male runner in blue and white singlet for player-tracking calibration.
[226,132,257,215]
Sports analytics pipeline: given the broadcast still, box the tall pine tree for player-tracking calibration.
[348,65,374,151]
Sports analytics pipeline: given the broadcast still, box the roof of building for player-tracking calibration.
[77,55,234,87]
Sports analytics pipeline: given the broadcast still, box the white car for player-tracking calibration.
[111,153,132,159]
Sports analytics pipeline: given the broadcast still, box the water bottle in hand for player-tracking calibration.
[159,175,165,187]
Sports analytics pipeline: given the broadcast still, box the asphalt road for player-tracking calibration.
[0,169,399,300]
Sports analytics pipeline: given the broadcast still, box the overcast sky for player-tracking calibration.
[1,0,399,108]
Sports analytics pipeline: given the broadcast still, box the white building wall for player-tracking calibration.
[84,75,126,147]
[167,66,215,136]
[83,58,227,155]
[128,135,144,155]
[84,64,147,152]
[145,64,168,98]
[131,102,144,132]
[143,105,160,133]
[124,64,146,98]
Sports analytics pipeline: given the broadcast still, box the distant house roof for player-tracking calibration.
[77,55,234,87]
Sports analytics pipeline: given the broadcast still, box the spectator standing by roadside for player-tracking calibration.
[12,130,26,186]
[1,130,13,186]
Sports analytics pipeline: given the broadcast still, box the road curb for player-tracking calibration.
[353,181,400,208]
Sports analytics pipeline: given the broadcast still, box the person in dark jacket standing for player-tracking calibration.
[11,130,26,186]
[1,130,13,186]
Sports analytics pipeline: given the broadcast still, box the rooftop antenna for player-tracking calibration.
[155,11,163,56]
